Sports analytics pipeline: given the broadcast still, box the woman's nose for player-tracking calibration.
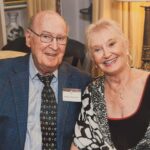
[103,48,111,58]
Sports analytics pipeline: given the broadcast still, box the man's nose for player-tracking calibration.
[49,38,59,50]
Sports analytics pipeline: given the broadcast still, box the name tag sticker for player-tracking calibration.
[63,88,81,102]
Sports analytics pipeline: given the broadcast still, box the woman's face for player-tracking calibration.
[89,28,129,75]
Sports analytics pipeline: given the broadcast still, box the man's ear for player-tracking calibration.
[25,30,31,48]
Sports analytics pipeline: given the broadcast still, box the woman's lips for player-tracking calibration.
[103,57,117,66]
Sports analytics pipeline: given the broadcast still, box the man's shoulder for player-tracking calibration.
[61,61,91,78]
[0,57,18,70]
[60,62,92,92]
[0,55,28,64]
[0,55,29,74]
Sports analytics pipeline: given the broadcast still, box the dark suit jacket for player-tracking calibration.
[0,55,91,150]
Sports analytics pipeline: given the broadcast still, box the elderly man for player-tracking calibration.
[0,10,91,150]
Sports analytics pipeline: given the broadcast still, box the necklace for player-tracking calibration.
[105,71,133,118]
[118,86,125,100]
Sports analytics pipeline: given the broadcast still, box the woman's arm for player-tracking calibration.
[70,143,79,150]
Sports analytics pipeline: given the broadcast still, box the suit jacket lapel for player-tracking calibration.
[9,55,29,149]
[57,63,72,147]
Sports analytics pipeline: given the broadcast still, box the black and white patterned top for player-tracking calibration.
[73,76,150,150]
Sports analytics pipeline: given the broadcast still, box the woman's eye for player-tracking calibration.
[93,48,102,52]
[109,42,116,47]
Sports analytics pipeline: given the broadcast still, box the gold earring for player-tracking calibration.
[91,63,104,78]
[127,53,133,67]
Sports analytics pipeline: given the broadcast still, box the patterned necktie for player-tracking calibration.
[37,74,57,150]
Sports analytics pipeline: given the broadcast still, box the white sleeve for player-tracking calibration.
[73,87,115,150]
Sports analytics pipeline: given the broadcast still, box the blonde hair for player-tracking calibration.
[86,19,128,60]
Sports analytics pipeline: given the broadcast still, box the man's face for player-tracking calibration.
[26,13,68,75]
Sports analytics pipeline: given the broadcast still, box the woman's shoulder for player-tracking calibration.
[89,75,104,85]
[132,68,149,78]
[131,68,150,88]
[86,75,105,93]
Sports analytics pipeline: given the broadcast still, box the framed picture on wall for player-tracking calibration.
[3,0,28,43]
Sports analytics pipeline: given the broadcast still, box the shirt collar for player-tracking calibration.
[29,54,58,81]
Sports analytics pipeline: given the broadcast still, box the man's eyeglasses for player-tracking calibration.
[28,28,68,45]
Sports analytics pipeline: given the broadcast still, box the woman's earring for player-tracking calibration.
[91,63,104,78]
[127,53,133,67]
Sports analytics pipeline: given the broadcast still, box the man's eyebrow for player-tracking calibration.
[41,31,53,34]
[40,31,67,37]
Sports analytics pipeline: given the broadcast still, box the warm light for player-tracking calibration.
[116,0,150,1]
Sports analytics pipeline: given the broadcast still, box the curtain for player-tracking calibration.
[93,0,113,22]
[27,0,57,19]
[92,0,150,69]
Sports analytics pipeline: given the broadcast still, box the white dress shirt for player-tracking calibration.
[24,54,58,150]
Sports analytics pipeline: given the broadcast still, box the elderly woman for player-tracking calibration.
[71,19,150,150]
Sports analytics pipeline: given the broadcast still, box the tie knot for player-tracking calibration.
[37,74,54,86]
